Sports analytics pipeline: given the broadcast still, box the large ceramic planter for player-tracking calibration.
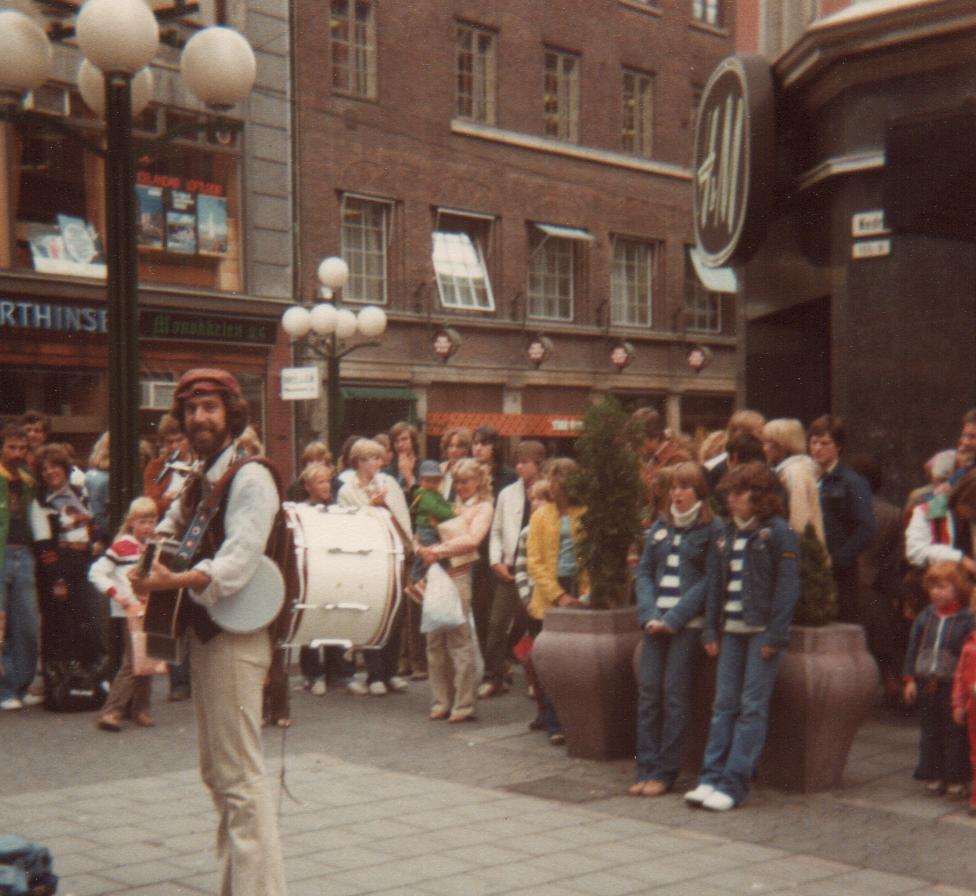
[760,622,879,792]
[633,622,878,790]
[532,605,642,760]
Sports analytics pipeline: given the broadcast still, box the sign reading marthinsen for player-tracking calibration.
[693,55,775,269]
[0,300,107,334]
[141,310,276,345]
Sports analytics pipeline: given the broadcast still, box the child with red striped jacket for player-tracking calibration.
[88,497,159,732]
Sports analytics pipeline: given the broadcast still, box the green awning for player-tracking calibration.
[340,386,416,401]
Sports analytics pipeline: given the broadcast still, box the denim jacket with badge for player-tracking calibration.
[705,515,800,649]
[635,517,722,633]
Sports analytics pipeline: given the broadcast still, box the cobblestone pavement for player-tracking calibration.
[2,671,975,894]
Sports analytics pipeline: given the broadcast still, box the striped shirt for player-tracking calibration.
[656,529,683,613]
[724,529,764,634]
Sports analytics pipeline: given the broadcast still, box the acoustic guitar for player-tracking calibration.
[141,541,285,663]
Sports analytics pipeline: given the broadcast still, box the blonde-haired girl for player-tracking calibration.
[89,496,159,732]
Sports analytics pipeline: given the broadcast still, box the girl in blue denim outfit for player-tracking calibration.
[686,462,800,812]
[631,462,722,797]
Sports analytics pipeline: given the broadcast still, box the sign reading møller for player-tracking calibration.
[693,55,776,269]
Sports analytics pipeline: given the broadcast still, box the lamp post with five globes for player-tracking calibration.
[281,256,389,452]
[0,0,257,531]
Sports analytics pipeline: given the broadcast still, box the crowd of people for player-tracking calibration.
[3,400,976,822]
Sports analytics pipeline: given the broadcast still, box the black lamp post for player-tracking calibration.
[0,1,256,532]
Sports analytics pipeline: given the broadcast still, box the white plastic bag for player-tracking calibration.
[420,563,465,634]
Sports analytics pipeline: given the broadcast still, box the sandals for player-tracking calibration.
[628,780,668,797]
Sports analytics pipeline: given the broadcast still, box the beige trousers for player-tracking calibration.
[190,628,287,896]
[426,572,477,718]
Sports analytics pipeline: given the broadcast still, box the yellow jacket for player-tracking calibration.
[526,502,589,620]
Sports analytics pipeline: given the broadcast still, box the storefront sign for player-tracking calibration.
[851,210,889,238]
[0,300,107,334]
[141,310,276,345]
[852,239,891,260]
[693,55,775,268]
[687,345,712,372]
[281,367,321,401]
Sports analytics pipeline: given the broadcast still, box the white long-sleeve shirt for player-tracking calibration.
[156,442,278,609]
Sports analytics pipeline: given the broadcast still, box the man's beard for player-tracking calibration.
[188,424,229,458]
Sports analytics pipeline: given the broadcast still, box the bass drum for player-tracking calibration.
[283,503,404,649]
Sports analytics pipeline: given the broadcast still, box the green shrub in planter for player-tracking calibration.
[571,396,643,610]
[794,522,837,626]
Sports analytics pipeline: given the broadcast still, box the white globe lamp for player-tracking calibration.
[78,60,154,116]
[310,303,338,336]
[181,26,256,109]
[318,256,350,291]
[334,309,358,340]
[281,306,312,339]
[357,306,387,339]
[0,11,53,104]
[76,0,159,75]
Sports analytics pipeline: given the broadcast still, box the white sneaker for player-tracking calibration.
[21,693,44,707]
[310,680,327,696]
[702,790,736,812]
[387,676,408,693]
[0,698,23,711]
[684,783,715,806]
[368,681,388,696]
[346,680,369,696]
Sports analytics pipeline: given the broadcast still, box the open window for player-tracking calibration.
[432,209,495,311]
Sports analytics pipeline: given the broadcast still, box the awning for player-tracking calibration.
[690,246,738,293]
[534,223,596,242]
[340,386,416,401]
[427,412,582,438]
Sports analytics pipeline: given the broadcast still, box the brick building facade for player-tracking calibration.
[290,0,738,457]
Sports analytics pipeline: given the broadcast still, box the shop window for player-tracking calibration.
[684,247,722,333]
[456,22,496,124]
[432,210,495,311]
[528,223,593,321]
[341,193,391,303]
[2,93,243,292]
[611,237,656,327]
[622,68,654,158]
[331,0,377,99]
[0,367,106,421]
[543,47,580,143]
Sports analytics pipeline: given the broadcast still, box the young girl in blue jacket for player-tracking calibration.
[686,462,800,811]
[631,462,722,796]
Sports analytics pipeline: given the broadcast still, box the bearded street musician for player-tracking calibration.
[133,368,287,896]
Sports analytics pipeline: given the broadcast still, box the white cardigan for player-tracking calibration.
[489,478,526,567]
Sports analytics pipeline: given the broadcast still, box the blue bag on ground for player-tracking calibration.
[0,835,58,895]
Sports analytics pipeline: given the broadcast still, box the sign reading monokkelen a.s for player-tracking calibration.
[693,55,776,269]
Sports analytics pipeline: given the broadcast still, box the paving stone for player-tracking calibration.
[561,869,652,895]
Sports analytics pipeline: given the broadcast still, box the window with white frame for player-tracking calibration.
[543,48,580,142]
[456,23,496,124]
[331,0,377,99]
[684,247,722,333]
[622,68,654,158]
[432,211,495,311]
[341,195,390,303]
[692,0,722,27]
[527,224,592,321]
[611,238,655,327]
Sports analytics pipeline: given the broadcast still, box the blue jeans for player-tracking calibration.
[698,632,784,805]
[0,546,40,702]
[635,627,698,786]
